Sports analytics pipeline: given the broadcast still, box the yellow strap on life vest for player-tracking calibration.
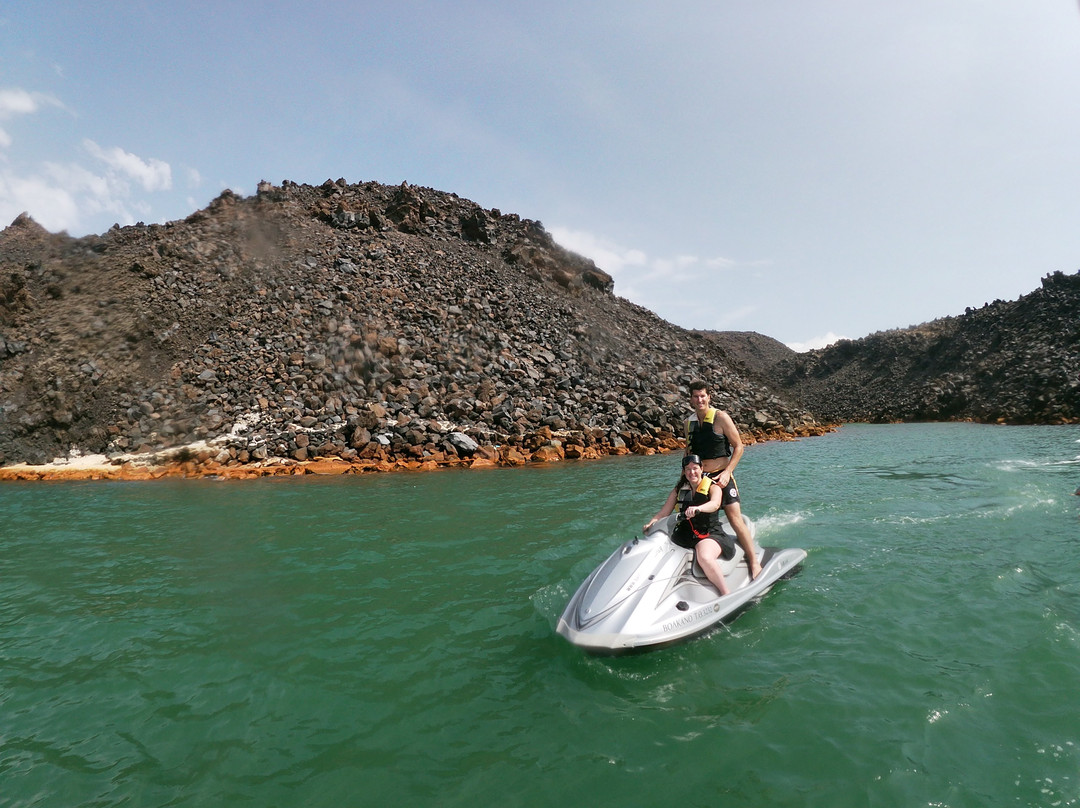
[685,407,718,438]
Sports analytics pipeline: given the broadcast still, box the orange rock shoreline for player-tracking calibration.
[0,424,836,482]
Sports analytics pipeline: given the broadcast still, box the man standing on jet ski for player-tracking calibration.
[685,379,762,580]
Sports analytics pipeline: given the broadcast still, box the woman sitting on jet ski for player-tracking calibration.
[642,454,733,596]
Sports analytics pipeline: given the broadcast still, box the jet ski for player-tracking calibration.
[556,512,806,654]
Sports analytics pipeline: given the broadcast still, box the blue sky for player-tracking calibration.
[3,2,1080,350]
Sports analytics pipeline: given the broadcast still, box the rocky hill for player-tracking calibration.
[765,270,1080,424]
[0,179,824,477]
[696,330,798,390]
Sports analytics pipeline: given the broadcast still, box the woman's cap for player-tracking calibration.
[682,454,702,468]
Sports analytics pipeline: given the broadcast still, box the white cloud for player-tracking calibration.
[550,225,769,332]
[0,88,63,153]
[551,225,750,285]
[0,150,168,233]
[44,160,149,221]
[652,254,702,278]
[83,139,172,192]
[786,332,846,353]
[549,227,646,275]
[0,88,64,131]
[0,159,146,233]
[550,224,771,301]
[0,87,173,233]
[0,88,43,118]
[0,170,81,231]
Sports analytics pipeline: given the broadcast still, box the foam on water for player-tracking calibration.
[752,510,808,535]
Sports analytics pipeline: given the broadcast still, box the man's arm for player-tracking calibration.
[715,410,743,484]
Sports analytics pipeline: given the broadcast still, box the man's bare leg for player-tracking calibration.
[725,502,761,580]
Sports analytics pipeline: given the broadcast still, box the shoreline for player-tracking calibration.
[0,424,837,482]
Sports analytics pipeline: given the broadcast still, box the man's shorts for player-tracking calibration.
[706,472,740,507]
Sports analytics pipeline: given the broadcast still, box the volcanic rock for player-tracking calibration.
[0,179,825,475]
[711,271,1080,426]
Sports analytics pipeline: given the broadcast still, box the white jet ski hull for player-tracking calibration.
[556,513,805,654]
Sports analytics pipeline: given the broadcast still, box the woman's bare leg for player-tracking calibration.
[695,538,730,595]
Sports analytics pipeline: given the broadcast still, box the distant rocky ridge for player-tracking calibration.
[704,270,1080,426]
[0,179,825,479]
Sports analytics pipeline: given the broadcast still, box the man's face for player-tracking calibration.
[690,388,710,412]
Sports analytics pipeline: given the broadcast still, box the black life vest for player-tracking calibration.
[671,478,719,547]
[686,407,731,460]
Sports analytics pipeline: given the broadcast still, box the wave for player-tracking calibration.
[872,495,1060,526]
[753,511,809,535]
[994,457,1080,472]
[531,583,572,628]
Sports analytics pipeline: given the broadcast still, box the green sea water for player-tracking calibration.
[3,423,1079,807]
